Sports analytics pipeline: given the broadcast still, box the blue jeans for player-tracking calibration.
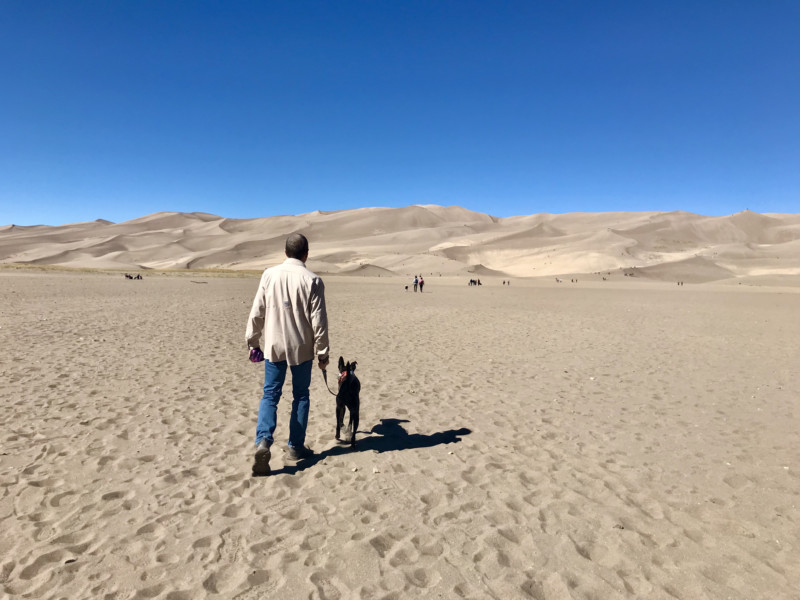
[255,359,313,449]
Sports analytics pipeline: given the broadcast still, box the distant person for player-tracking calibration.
[245,233,330,476]
[418,275,424,292]
[413,276,419,292]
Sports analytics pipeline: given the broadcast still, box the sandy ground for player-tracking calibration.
[1,272,798,599]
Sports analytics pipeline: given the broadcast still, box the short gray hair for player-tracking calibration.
[285,233,309,259]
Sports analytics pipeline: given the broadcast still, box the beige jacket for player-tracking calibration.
[245,258,329,365]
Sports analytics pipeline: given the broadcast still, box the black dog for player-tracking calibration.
[335,356,360,446]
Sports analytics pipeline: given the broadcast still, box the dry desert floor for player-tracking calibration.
[1,272,798,600]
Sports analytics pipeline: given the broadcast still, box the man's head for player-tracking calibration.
[285,233,309,262]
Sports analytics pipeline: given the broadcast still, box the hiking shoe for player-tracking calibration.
[285,445,313,461]
[252,439,271,476]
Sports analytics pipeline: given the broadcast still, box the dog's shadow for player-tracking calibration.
[265,418,471,476]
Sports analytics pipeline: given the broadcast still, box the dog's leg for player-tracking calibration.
[350,398,359,446]
[342,407,351,440]
[335,401,345,441]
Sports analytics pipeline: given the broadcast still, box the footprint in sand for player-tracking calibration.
[19,549,72,580]
[202,565,248,594]
[309,570,344,600]
[388,545,420,568]
[49,490,78,508]
[410,533,444,557]
[402,566,442,589]
[368,534,396,558]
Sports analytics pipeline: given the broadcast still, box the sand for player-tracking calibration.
[1,271,797,599]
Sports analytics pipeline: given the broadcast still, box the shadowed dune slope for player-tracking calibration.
[1,206,798,282]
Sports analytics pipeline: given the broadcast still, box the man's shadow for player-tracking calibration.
[265,418,471,476]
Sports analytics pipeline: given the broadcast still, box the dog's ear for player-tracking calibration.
[338,356,345,371]
[351,361,357,372]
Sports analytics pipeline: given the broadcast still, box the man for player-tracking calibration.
[246,233,330,476]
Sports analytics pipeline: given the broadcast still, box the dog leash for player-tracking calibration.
[321,370,338,396]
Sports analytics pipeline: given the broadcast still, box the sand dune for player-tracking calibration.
[340,264,396,276]
[1,206,798,283]
[630,256,736,283]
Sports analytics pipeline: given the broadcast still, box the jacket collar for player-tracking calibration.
[283,258,307,268]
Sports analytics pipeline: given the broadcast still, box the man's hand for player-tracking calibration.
[317,356,329,370]
[249,347,264,363]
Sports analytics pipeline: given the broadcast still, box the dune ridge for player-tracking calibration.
[1,206,798,282]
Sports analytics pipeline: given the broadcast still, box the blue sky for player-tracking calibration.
[1,1,797,225]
